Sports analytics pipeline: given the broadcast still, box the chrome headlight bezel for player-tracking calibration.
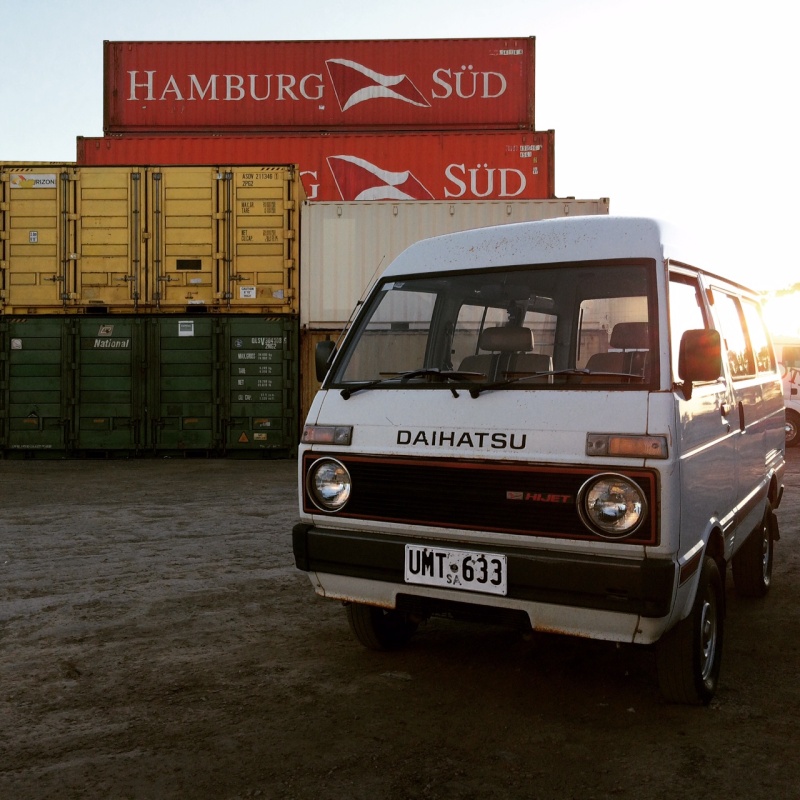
[306,457,352,513]
[577,472,648,539]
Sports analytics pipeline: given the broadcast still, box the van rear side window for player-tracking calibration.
[712,290,756,379]
[740,299,775,374]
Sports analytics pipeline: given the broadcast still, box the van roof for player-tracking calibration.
[381,215,716,280]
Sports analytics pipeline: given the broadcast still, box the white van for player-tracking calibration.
[774,338,800,447]
[293,216,785,705]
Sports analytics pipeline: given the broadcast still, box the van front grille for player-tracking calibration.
[302,453,657,545]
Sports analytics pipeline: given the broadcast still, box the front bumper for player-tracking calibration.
[292,523,676,618]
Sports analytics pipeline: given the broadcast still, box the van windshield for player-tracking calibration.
[330,260,657,391]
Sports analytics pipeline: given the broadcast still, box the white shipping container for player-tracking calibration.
[299,198,610,328]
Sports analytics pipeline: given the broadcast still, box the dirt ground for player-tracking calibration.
[1,448,799,800]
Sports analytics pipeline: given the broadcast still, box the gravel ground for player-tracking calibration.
[1,449,798,800]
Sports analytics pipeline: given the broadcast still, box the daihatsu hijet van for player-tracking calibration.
[293,216,785,705]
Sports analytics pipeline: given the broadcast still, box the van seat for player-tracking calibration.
[585,322,649,381]
[459,326,551,381]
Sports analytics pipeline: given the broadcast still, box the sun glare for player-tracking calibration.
[763,291,800,340]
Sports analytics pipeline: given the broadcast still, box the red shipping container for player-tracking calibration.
[77,131,555,201]
[104,38,534,133]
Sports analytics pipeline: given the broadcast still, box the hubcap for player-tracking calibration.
[761,521,772,585]
[699,593,718,682]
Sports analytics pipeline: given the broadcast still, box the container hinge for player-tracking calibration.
[157,275,175,282]
[44,275,64,283]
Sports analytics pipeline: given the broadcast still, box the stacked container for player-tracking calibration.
[2,37,610,455]
[0,164,302,456]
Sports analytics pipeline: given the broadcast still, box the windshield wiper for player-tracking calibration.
[468,369,645,397]
[341,368,485,399]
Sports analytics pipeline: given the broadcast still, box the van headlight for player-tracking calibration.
[307,458,351,512]
[577,473,647,538]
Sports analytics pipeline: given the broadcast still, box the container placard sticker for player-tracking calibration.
[10,173,57,189]
[178,321,194,337]
[240,286,257,299]
[29,231,38,243]
[11,338,22,350]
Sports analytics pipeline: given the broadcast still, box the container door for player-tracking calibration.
[147,168,216,312]
[73,317,145,453]
[222,316,297,454]
[0,167,73,313]
[148,316,220,452]
[0,317,71,453]
[74,168,144,313]
[226,167,297,314]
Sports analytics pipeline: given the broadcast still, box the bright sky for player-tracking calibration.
[1,0,796,304]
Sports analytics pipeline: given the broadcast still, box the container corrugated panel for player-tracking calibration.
[147,316,219,452]
[76,131,555,202]
[104,38,534,132]
[1,164,302,316]
[0,317,71,453]
[299,198,610,329]
[74,317,144,452]
[223,317,297,454]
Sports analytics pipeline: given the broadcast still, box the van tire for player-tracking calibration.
[345,603,418,650]
[732,502,774,598]
[786,409,800,448]
[656,556,724,705]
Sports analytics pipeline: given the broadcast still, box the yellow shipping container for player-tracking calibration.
[0,164,302,315]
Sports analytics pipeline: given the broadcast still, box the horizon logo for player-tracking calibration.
[325,59,430,111]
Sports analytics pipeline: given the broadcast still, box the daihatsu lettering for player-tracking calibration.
[292,216,785,705]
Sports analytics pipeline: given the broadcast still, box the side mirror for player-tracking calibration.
[315,340,336,382]
[678,329,722,399]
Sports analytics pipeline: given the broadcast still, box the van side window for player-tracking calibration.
[740,298,775,374]
[711,290,755,379]
[668,274,708,384]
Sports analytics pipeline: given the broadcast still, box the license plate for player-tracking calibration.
[404,544,507,596]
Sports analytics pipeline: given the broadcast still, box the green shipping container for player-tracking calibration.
[1,314,298,457]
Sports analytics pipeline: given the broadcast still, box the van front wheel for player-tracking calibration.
[345,603,418,650]
[656,556,724,705]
